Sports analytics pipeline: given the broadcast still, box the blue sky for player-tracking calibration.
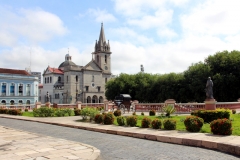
[1,0,240,76]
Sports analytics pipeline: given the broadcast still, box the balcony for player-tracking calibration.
[1,93,6,96]
[10,93,15,96]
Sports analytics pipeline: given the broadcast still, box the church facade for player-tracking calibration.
[39,24,112,104]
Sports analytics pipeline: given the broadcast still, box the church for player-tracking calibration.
[39,23,112,104]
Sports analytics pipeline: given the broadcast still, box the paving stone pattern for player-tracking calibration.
[0,118,239,160]
[0,125,100,160]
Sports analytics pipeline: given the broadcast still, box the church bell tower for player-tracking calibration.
[93,23,111,73]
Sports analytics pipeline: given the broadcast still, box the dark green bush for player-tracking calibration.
[0,109,22,115]
[163,119,176,130]
[210,118,232,135]
[184,116,204,132]
[126,116,137,127]
[132,112,136,115]
[117,116,126,126]
[141,117,152,128]
[149,110,156,116]
[114,110,121,117]
[151,119,162,129]
[94,114,104,124]
[191,109,231,123]
[141,112,144,116]
[103,112,115,125]
[0,108,8,114]
[74,108,81,116]
[55,109,66,117]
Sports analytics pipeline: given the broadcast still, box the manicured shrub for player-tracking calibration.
[184,116,204,132]
[64,108,73,116]
[117,116,126,126]
[103,112,115,125]
[6,109,22,115]
[141,117,152,128]
[25,108,28,112]
[163,119,176,130]
[132,112,136,115]
[232,109,236,114]
[210,118,232,135]
[114,110,121,117]
[126,116,137,127]
[33,107,55,117]
[0,108,8,114]
[191,109,231,123]
[74,108,81,116]
[151,119,162,129]
[149,110,156,116]
[55,109,66,117]
[141,112,144,116]
[94,114,104,124]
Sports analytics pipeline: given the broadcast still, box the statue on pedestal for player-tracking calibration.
[205,77,213,99]
[46,91,50,102]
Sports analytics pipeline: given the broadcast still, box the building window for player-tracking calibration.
[10,83,15,96]
[55,93,60,99]
[19,100,23,104]
[58,76,61,83]
[19,84,23,96]
[92,75,94,82]
[39,96,41,101]
[85,86,89,92]
[1,83,6,96]
[67,76,68,83]
[105,78,107,83]
[50,77,52,83]
[26,100,30,105]
[105,55,107,63]
[47,77,49,83]
[1,100,6,105]
[97,86,101,92]
[10,100,14,105]
[76,75,78,82]
[26,84,30,96]
[97,55,99,62]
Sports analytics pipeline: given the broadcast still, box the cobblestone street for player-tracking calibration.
[0,118,239,160]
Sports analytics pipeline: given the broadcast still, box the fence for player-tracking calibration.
[0,104,35,110]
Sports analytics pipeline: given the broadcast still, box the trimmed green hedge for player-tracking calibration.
[191,109,231,123]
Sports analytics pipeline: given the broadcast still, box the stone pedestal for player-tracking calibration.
[204,99,217,110]
[76,101,82,109]
[35,102,41,109]
[45,102,51,108]
[104,100,109,111]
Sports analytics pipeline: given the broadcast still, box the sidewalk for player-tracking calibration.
[1,114,240,157]
[0,124,100,160]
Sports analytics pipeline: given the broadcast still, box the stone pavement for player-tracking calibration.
[0,125,100,160]
[1,114,240,158]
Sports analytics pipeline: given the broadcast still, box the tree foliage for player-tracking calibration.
[105,50,240,102]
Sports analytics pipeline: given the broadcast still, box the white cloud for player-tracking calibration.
[181,0,240,36]
[109,27,154,45]
[127,9,173,29]
[0,7,67,46]
[87,8,116,23]
[157,28,178,39]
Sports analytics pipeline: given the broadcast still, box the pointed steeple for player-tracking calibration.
[98,23,106,49]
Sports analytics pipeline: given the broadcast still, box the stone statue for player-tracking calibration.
[206,77,213,99]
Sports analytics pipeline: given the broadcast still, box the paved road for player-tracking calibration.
[0,118,239,160]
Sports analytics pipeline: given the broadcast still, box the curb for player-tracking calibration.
[1,115,240,157]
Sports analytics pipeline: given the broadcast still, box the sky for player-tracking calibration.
[1,0,240,76]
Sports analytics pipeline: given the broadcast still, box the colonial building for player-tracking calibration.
[0,68,39,105]
[40,23,112,104]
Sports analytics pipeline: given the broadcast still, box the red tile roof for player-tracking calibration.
[48,67,63,74]
[0,68,31,76]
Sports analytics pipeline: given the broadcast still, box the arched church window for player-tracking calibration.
[105,55,107,63]
[97,55,99,62]
[45,78,46,84]
[92,75,94,82]
[50,77,52,83]
[58,76,61,82]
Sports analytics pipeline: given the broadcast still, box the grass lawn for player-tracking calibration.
[22,112,34,117]
[113,113,240,136]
